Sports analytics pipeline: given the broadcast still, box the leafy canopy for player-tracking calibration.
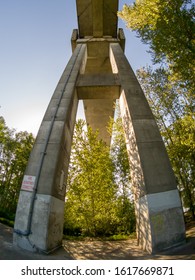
[118,0,195,91]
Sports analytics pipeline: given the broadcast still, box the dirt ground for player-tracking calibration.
[0,221,195,260]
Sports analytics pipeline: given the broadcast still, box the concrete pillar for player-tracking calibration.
[110,43,186,253]
[13,44,87,253]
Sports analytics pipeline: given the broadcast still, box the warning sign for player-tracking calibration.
[21,175,36,192]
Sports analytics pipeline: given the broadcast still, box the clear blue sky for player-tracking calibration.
[0,0,152,136]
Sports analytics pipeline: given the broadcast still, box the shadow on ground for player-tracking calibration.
[0,222,195,260]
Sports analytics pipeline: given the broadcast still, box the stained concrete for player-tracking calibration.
[135,191,186,253]
[14,194,64,252]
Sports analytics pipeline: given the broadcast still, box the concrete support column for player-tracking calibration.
[13,44,87,253]
[110,43,186,253]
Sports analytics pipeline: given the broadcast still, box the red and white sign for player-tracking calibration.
[21,175,36,192]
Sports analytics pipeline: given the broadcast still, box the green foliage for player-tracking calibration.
[165,114,195,217]
[64,119,136,237]
[0,217,14,228]
[0,117,34,219]
[64,120,118,237]
[106,232,136,241]
[63,233,136,241]
[109,115,131,194]
[109,108,136,234]
[118,0,195,92]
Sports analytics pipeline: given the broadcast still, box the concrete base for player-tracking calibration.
[135,190,186,253]
[13,191,64,253]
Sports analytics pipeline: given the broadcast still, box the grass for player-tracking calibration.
[105,232,136,241]
[63,232,136,241]
[0,217,14,228]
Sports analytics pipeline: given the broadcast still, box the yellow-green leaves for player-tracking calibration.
[118,0,161,30]
[0,117,34,217]
[118,0,195,93]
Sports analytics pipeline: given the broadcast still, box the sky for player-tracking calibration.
[0,0,152,136]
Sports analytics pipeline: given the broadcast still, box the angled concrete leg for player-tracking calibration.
[110,43,186,253]
[13,44,87,253]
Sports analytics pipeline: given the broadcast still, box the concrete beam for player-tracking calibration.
[92,0,103,37]
[76,0,119,38]
[76,0,93,38]
[76,74,120,99]
[83,99,115,145]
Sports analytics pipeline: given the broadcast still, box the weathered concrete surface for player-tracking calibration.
[14,194,64,252]
[110,43,186,253]
[14,44,87,252]
[135,191,186,253]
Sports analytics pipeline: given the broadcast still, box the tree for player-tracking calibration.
[0,117,34,218]
[118,0,195,93]
[165,115,195,219]
[109,109,136,234]
[64,120,118,237]
[64,118,136,237]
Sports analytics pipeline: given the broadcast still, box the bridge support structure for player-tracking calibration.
[13,0,185,254]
